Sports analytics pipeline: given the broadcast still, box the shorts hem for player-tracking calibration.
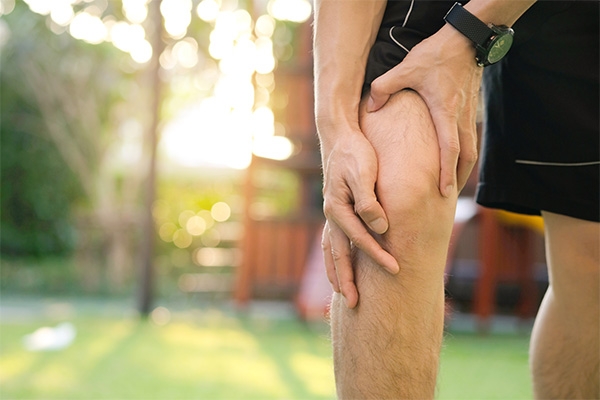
[475,183,600,223]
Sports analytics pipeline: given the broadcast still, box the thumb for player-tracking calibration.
[353,190,389,235]
[366,66,410,112]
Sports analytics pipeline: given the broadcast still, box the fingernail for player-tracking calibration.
[444,185,454,198]
[366,97,376,112]
[370,218,388,234]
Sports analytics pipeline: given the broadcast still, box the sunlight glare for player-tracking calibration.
[172,38,199,68]
[122,0,149,24]
[267,0,312,23]
[252,107,275,139]
[253,136,294,161]
[50,3,74,26]
[69,12,107,44]
[255,14,275,38]
[161,98,253,169]
[23,0,52,15]
[130,39,152,63]
[196,0,220,22]
[214,77,254,110]
[161,0,192,39]
[109,22,144,52]
[254,37,275,74]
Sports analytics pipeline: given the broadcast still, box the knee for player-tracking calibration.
[377,176,456,260]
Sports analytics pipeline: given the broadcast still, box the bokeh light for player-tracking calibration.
[211,202,231,222]
[161,0,192,39]
[159,222,177,242]
[267,0,311,23]
[196,0,220,22]
[200,229,221,247]
[194,247,238,267]
[0,0,15,16]
[69,11,107,44]
[23,0,311,167]
[150,306,171,326]
[123,0,149,24]
[172,228,193,249]
[186,215,207,236]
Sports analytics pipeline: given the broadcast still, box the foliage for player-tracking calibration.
[0,3,85,256]
[1,2,143,261]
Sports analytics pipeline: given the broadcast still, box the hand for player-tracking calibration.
[320,128,400,308]
[367,25,482,197]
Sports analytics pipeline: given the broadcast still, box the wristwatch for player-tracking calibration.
[444,2,514,67]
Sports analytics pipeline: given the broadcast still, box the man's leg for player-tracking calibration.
[330,90,459,399]
[530,212,600,399]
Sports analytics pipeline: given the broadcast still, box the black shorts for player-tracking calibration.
[364,1,600,222]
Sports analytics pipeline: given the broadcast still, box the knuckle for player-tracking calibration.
[462,147,479,165]
[369,79,383,94]
[322,200,334,218]
[353,198,377,216]
[444,139,461,156]
[330,248,347,263]
[321,237,331,252]
[347,233,364,248]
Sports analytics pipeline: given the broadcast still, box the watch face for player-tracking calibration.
[488,33,514,64]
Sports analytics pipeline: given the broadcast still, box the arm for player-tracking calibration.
[314,0,398,308]
[368,0,537,198]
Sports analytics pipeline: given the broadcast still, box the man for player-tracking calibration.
[313,0,599,398]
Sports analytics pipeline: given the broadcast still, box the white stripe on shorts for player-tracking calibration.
[515,159,600,167]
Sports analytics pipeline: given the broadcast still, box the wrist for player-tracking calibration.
[444,2,515,67]
[463,0,536,28]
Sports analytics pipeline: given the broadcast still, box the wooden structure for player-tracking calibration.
[234,21,323,304]
[446,200,545,331]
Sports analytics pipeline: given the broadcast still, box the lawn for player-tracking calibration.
[0,297,533,399]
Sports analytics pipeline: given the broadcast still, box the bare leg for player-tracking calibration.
[530,212,600,399]
[330,90,458,399]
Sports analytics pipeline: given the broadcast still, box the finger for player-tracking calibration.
[321,222,340,292]
[366,68,408,112]
[430,111,460,198]
[329,221,358,308]
[331,204,399,275]
[456,90,480,191]
[456,117,478,192]
[353,191,389,234]
[456,153,476,192]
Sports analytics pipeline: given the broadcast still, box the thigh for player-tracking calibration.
[542,211,599,304]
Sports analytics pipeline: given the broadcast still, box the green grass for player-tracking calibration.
[439,333,532,399]
[0,299,532,400]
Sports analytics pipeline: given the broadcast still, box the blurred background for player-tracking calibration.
[1,0,547,398]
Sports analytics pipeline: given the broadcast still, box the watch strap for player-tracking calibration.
[444,3,492,46]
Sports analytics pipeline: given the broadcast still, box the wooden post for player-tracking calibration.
[138,0,164,317]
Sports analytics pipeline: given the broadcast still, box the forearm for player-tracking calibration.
[465,0,536,27]
[313,0,386,150]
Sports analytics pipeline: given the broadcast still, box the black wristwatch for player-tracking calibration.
[444,2,514,67]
